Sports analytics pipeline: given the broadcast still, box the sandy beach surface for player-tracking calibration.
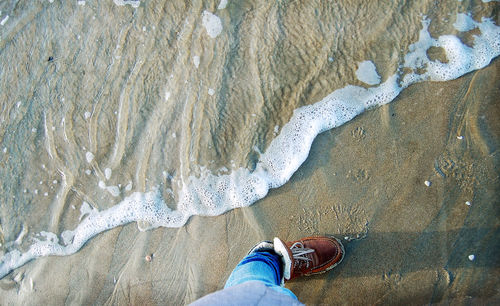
[0,1,498,305]
[1,58,497,305]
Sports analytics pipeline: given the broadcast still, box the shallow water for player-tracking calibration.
[0,0,499,302]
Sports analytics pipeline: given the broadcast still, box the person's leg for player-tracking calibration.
[224,250,298,299]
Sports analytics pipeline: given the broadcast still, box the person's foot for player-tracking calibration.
[273,236,345,281]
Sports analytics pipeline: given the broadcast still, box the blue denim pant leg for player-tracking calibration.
[224,250,298,300]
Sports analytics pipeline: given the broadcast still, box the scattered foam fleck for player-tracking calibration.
[113,0,140,8]
[218,0,228,10]
[106,186,120,197]
[98,180,120,197]
[356,60,381,85]
[208,88,215,96]
[125,181,133,191]
[193,55,200,68]
[77,1,86,6]
[202,11,223,38]
[0,15,8,26]
[105,168,112,180]
[98,181,106,189]
[86,152,94,163]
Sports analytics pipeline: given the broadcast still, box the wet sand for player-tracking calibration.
[2,59,497,306]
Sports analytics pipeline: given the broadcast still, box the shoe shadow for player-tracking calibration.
[287,226,499,303]
[337,226,500,278]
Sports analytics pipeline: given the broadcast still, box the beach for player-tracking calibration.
[0,1,498,304]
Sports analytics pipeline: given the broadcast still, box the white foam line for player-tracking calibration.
[0,13,499,279]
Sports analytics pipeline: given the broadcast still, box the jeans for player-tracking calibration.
[224,250,298,300]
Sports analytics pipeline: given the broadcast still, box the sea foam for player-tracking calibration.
[202,11,223,38]
[0,13,499,279]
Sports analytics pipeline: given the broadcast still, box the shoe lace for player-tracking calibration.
[290,242,314,268]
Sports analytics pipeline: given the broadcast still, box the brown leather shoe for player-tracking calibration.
[273,236,344,281]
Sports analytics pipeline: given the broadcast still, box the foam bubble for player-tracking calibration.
[113,0,140,8]
[218,0,228,10]
[125,181,133,191]
[356,60,381,85]
[193,56,200,68]
[106,186,120,197]
[105,168,112,180]
[0,15,9,26]
[98,180,106,189]
[202,11,223,38]
[85,152,94,163]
